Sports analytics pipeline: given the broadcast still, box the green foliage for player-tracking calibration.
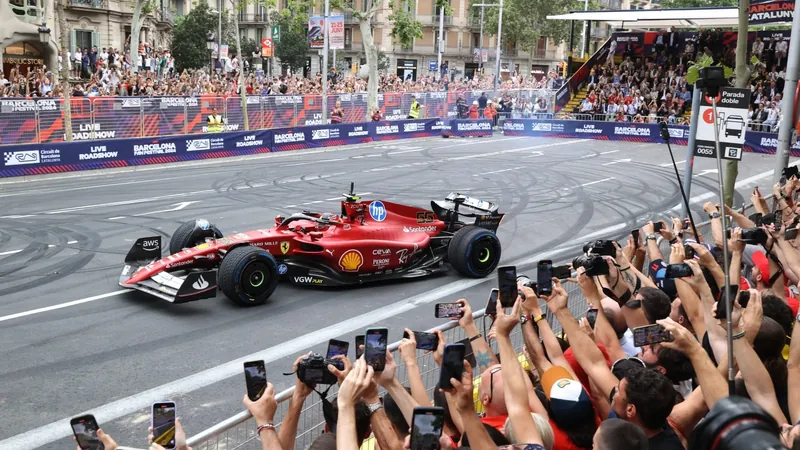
[275,27,309,72]
[239,37,259,58]
[171,2,219,71]
[276,0,314,34]
[471,0,593,56]
[659,0,736,7]
[388,0,424,48]
[685,52,713,85]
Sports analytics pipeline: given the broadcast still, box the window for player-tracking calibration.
[472,32,480,49]
[535,35,546,58]
[74,30,93,52]
[361,0,368,13]
[345,28,352,49]
[257,27,264,44]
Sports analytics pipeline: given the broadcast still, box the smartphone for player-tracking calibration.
[485,289,498,316]
[152,402,177,449]
[632,324,674,347]
[786,227,799,241]
[631,229,640,246]
[364,328,388,371]
[71,415,103,450]
[497,265,518,307]
[684,244,696,260]
[653,222,664,232]
[355,335,365,359]
[435,302,463,319]
[664,263,693,278]
[586,308,598,329]
[244,360,267,402]
[439,344,466,389]
[403,331,439,351]
[552,265,572,280]
[537,260,553,296]
[326,339,350,359]
[410,407,445,450]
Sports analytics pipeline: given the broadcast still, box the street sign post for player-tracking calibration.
[271,25,281,43]
[261,38,273,57]
[693,87,751,161]
[429,60,437,71]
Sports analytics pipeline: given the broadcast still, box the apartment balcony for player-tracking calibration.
[417,14,453,26]
[342,12,373,24]
[238,12,268,23]
[157,6,174,25]
[343,41,362,51]
[598,0,622,8]
[67,0,107,9]
[527,48,558,60]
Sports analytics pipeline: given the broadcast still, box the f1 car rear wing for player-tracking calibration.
[432,193,504,232]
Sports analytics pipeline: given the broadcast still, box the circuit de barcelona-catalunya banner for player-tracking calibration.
[0,119,492,177]
[502,119,800,157]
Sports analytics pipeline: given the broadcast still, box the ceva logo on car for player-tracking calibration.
[369,201,387,221]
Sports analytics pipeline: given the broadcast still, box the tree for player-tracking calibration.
[274,27,309,73]
[471,0,595,75]
[130,0,156,74]
[659,0,736,7]
[171,3,219,71]
[724,0,751,206]
[56,0,72,141]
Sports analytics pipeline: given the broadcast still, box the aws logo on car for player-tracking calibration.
[339,249,364,272]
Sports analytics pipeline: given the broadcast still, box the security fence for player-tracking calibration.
[0,89,557,146]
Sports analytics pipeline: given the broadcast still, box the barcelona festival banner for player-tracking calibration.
[329,15,345,50]
[749,0,795,24]
[308,16,325,49]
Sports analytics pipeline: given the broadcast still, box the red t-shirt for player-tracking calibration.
[480,414,508,433]
[549,414,601,450]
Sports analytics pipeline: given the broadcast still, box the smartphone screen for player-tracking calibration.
[497,266,517,307]
[632,325,674,347]
[71,415,103,450]
[537,260,553,296]
[439,344,466,389]
[355,335,365,359]
[631,229,640,246]
[435,303,463,319]
[551,265,572,280]
[664,263,693,278]
[586,309,598,328]
[326,339,350,359]
[653,222,664,232]
[485,289,498,316]
[244,360,267,402]
[411,407,445,450]
[152,402,177,449]
[365,328,388,371]
[415,331,439,351]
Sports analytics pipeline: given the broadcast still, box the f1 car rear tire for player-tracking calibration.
[219,246,279,306]
[169,220,223,255]
[448,225,501,278]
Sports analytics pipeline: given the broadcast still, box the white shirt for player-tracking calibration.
[620,329,641,357]
[776,41,788,52]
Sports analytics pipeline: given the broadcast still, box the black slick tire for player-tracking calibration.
[447,225,501,278]
[218,246,279,306]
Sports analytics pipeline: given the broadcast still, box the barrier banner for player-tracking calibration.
[749,0,795,24]
[0,129,273,177]
[502,119,800,157]
[271,123,371,151]
[369,119,438,141]
[440,119,493,137]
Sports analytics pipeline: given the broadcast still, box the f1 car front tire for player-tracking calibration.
[448,225,501,278]
[169,220,223,255]
[219,246,279,306]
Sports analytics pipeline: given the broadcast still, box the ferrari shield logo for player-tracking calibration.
[280,241,290,254]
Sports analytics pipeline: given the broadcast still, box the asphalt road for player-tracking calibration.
[0,133,785,449]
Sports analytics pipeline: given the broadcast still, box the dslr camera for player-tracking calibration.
[741,228,769,246]
[582,240,616,257]
[573,254,609,277]
[297,353,344,385]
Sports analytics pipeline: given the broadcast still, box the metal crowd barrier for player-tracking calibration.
[0,89,558,146]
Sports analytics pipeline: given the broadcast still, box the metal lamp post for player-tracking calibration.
[207,34,216,74]
[472,1,503,91]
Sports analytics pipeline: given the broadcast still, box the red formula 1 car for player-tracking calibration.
[119,184,504,306]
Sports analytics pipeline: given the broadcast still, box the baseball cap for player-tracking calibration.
[540,366,594,428]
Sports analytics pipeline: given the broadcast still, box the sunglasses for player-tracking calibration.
[611,356,646,373]
[487,367,502,403]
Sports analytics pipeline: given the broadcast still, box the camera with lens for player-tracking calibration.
[690,396,787,450]
[573,254,609,277]
[582,240,616,257]
[297,353,344,385]
[741,228,769,246]
[696,66,727,96]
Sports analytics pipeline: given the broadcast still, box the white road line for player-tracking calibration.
[0,240,80,256]
[0,249,22,256]
[44,191,215,215]
[578,177,616,188]
[600,150,620,155]
[108,216,126,220]
[473,166,525,176]
[601,159,631,166]
[285,193,372,208]
[387,148,424,155]
[0,214,36,219]
[580,153,595,158]
[0,230,591,450]
[0,290,126,323]
[660,160,686,167]
[0,175,199,199]
[283,158,348,167]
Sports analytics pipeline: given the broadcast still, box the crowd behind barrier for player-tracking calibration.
[0,89,556,146]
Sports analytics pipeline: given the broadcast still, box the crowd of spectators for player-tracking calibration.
[78,175,800,450]
[567,27,790,131]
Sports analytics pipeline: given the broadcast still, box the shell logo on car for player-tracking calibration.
[339,250,363,272]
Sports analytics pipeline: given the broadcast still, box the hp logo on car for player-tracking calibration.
[369,201,387,222]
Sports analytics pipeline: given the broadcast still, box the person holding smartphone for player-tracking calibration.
[241,380,282,450]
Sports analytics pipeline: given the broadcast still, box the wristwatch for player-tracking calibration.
[366,401,384,417]
[520,313,532,324]
[710,212,721,219]
[646,233,658,242]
